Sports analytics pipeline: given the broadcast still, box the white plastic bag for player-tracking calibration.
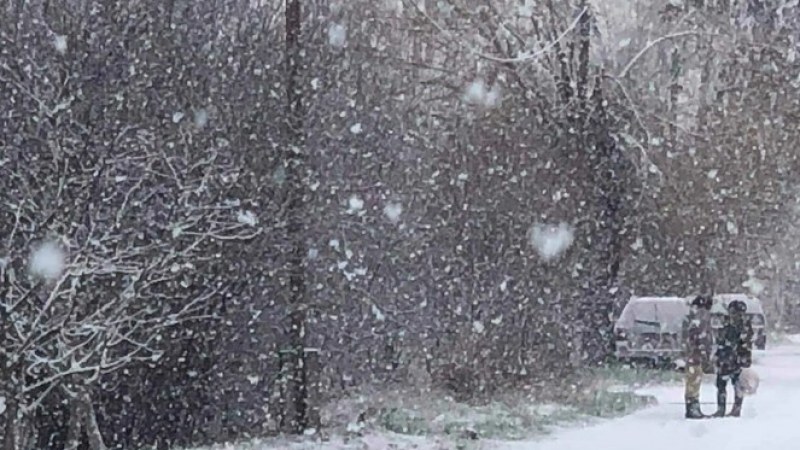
[739,367,760,396]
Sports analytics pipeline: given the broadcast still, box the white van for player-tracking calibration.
[613,296,690,364]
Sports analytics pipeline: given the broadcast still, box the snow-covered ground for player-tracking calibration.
[194,342,800,450]
[494,344,800,450]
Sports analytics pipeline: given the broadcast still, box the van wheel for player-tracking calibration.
[654,357,674,370]
[627,357,655,369]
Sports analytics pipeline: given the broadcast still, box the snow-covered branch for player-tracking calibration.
[0,108,260,429]
[617,30,710,78]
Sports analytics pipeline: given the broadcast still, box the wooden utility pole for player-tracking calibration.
[281,0,318,433]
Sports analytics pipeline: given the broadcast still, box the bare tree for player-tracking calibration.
[0,138,259,448]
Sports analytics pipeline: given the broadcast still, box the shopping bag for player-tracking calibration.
[739,367,760,396]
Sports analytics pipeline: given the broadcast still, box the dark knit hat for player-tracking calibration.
[690,295,713,310]
[728,299,747,314]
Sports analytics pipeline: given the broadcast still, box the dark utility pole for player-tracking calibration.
[281,0,319,433]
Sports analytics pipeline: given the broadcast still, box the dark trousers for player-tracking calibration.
[716,370,743,399]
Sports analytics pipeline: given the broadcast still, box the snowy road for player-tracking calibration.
[514,344,800,450]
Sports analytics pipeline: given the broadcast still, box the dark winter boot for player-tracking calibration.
[729,397,743,417]
[712,392,726,418]
[685,399,704,419]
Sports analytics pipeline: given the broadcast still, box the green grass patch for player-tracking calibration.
[369,363,672,442]
[375,388,657,441]
[184,363,672,450]
[377,406,431,435]
[584,363,682,387]
[576,390,658,418]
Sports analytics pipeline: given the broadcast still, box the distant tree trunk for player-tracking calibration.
[3,396,18,450]
[696,42,714,131]
[0,267,17,450]
[566,4,622,365]
[668,48,681,146]
[64,384,107,450]
[76,388,107,450]
[576,0,590,114]
[302,349,322,428]
[65,395,81,450]
[281,0,317,434]
[581,72,627,365]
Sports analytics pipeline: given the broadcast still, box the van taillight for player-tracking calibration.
[615,329,627,340]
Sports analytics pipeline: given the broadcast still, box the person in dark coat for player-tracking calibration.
[713,299,754,417]
[682,295,714,419]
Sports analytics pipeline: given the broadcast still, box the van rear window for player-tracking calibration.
[616,299,688,333]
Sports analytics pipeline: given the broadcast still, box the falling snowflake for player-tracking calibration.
[347,195,364,213]
[383,202,403,223]
[529,222,575,262]
[328,23,347,48]
[742,270,765,296]
[484,84,502,107]
[349,123,363,134]
[517,0,534,16]
[171,225,184,239]
[372,304,385,322]
[194,108,209,129]
[29,241,66,281]
[464,79,487,104]
[237,210,258,226]
[472,321,485,334]
[272,165,286,186]
[726,220,739,235]
[463,78,502,108]
[53,35,67,54]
